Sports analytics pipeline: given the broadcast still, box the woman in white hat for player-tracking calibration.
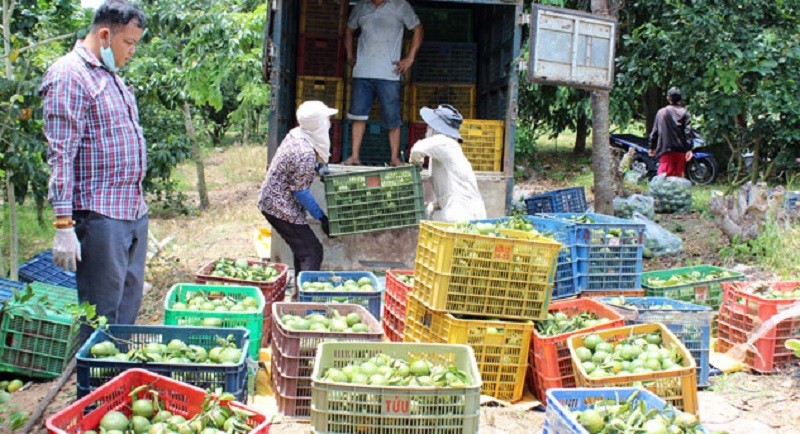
[257,101,337,284]
[409,104,487,222]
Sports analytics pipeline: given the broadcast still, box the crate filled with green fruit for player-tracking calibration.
[297,271,383,319]
[323,165,424,236]
[196,258,288,304]
[642,265,742,309]
[163,283,265,358]
[76,324,250,402]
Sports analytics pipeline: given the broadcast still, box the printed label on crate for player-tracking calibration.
[366,176,381,188]
[607,237,621,247]
[383,395,411,415]
[695,285,710,302]
[493,244,512,260]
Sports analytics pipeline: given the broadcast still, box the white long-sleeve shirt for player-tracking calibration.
[410,134,487,222]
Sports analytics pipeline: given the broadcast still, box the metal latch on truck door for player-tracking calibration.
[517,13,531,26]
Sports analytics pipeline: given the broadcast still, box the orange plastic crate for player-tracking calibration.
[528,298,626,404]
[382,270,413,342]
[717,281,800,373]
[567,323,699,414]
[403,294,531,402]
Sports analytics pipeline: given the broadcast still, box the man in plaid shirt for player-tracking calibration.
[41,0,147,342]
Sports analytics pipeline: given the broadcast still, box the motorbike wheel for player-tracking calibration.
[686,156,718,185]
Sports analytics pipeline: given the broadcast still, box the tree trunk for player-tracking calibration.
[590,0,616,214]
[241,113,250,146]
[183,102,210,209]
[642,85,663,134]
[3,0,19,280]
[5,176,18,280]
[573,110,588,154]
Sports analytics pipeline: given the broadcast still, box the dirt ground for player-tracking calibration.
[8,146,800,433]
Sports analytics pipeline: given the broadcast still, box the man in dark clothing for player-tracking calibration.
[648,87,693,177]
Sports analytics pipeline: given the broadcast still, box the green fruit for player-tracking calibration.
[351,323,368,333]
[576,409,604,434]
[6,379,23,393]
[575,347,592,362]
[345,312,362,326]
[583,334,603,351]
[132,399,155,418]
[202,317,223,327]
[153,410,173,423]
[130,415,151,434]
[99,411,129,432]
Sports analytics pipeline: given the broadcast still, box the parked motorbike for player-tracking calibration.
[610,130,719,185]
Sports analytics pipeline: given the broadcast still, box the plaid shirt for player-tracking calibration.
[41,42,147,220]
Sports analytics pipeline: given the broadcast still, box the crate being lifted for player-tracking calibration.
[323,165,424,236]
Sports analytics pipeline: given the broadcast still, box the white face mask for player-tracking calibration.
[425,126,435,138]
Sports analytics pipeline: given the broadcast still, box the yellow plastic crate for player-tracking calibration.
[567,323,699,414]
[296,76,344,119]
[409,83,476,121]
[461,119,504,172]
[413,221,561,320]
[403,294,531,402]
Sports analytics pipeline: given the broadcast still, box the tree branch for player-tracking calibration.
[0,32,73,59]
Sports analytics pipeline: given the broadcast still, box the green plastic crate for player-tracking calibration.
[0,282,80,379]
[642,265,743,309]
[323,166,424,236]
[311,342,481,434]
[414,7,473,43]
[163,283,265,359]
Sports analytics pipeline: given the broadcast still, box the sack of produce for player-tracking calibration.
[631,212,682,258]
[613,194,655,220]
[649,174,693,213]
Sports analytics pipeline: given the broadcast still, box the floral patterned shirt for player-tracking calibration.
[257,129,316,224]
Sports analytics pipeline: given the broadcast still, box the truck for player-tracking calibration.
[262,0,525,270]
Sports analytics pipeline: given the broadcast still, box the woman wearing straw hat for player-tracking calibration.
[409,104,486,222]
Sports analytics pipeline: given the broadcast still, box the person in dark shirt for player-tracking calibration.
[648,87,693,177]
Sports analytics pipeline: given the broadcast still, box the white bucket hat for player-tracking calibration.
[296,100,339,127]
[419,104,464,141]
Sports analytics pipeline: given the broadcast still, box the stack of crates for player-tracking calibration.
[405,7,503,172]
[717,281,800,373]
[297,0,346,162]
[270,302,383,418]
[0,282,81,379]
[403,220,561,402]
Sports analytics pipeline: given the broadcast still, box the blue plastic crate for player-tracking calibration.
[541,213,645,292]
[75,324,250,402]
[411,42,477,83]
[473,216,580,299]
[296,271,383,320]
[597,297,713,387]
[0,278,25,303]
[525,187,588,214]
[544,387,707,434]
[18,250,76,289]
[342,121,410,166]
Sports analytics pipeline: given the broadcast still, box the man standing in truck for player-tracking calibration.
[343,0,424,167]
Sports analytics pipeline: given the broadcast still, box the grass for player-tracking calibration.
[0,203,54,274]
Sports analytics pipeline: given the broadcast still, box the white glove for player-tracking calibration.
[409,151,425,165]
[53,228,81,272]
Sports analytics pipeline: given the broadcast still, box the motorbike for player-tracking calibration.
[609,130,719,185]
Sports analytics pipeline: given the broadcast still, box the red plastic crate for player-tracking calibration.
[406,122,429,166]
[529,298,626,404]
[329,120,343,163]
[297,34,344,77]
[196,258,288,343]
[195,259,288,303]
[46,368,270,434]
[382,270,413,342]
[717,281,800,373]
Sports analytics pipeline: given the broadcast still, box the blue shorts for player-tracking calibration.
[348,78,403,130]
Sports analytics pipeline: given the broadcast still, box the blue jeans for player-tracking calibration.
[348,78,403,129]
[74,211,148,344]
